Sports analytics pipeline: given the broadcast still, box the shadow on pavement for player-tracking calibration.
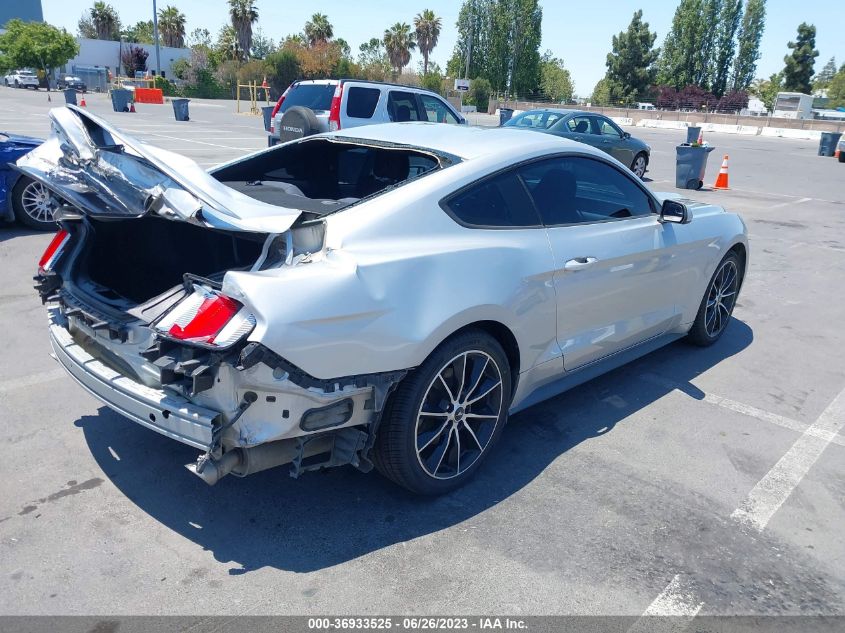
[0,223,49,243]
[78,320,753,574]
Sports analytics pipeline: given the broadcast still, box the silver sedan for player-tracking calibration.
[21,107,747,495]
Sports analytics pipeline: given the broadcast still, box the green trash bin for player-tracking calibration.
[110,88,132,112]
[172,98,190,121]
[818,132,842,157]
[63,89,77,106]
[675,144,715,190]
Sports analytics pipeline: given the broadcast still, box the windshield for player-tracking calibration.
[280,83,335,114]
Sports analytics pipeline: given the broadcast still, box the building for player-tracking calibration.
[0,0,43,25]
[58,38,191,91]
[773,92,814,120]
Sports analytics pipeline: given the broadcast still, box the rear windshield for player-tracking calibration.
[280,84,335,114]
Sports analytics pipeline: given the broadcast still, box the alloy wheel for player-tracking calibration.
[414,350,504,480]
[632,155,647,178]
[705,259,738,337]
[20,180,55,224]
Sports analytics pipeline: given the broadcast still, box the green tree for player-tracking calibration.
[419,68,444,94]
[304,13,333,46]
[358,38,391,80]
[414,9,442,75]
[657,0,709,89]
[591,77,612,105]
[383,22,416,79]
[812,57,836,90]
[449,0,492,80]
[89,1,121,40]
[711,0,743,96]
[0,20,80,82]
[749,71,781,112]
[826,64,845,107]
[228,0,258,61]
[468,76,491,111]
[251,27,275,59]
[158,6,186,48]
[122,20,154,44]
[731,0,766,91]
[187,28,212,49]
[540,51,573,102]
[265,48,301,93]
[605,10,658,104]
[782,23,818,93]
[77,14,97,39]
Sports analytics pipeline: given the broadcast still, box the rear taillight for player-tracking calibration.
[38,229,70,274]
[269,84,292,134]
[329,82,343,131]
[155,286,256,348]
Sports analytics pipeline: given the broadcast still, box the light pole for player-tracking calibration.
[152,0,162,77]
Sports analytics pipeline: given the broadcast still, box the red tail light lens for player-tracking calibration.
[38,229,70,274]
[155,286,256,348]
[329,82,343,131]
[269,84,292,134]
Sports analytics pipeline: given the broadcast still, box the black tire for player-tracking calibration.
[687,252,742,346]
[838,152,845,163]
[277,106,320,143]
[12,177,58,231]
[631,152,648,179]
[373,329,512,495]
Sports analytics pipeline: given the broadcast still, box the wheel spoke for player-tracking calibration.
[455,353,468,402]
[454,427,461,474]
[463,413,498,419]
[437,372,455,403]
[466,381,502,405]
[417,419,450,453]
[462,422,485,451]
[463,357,489,402]
[431,427,453,476]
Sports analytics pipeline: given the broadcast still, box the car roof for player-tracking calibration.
[291,77,446,96]
[517,108,596,117]
[325,122,608,161]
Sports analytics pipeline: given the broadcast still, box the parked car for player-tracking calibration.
[0,132,57,230]
[268,78,466,145]
[21,106,747,494]
[837,135,845,163]
[504,108,651,179]
[3,69,40,89]
[56,76,87,92]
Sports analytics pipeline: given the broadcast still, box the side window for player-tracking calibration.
[595,117,622,137]
[566,115,592,134]
[445,171,542,228]
[346,87,380,119]
[387,91,423,122]
[419,94,460,124]
[519,157,653,226]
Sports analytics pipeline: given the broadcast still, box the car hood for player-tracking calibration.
[14,105,303,233]
[1,132,42,148]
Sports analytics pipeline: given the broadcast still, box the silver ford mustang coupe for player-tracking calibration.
[20,106,747,495]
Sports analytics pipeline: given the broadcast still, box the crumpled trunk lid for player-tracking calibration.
[15,105,303,233]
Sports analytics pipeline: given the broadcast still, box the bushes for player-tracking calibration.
[466,77,491,112]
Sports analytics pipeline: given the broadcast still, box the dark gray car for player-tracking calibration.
[503,108,651,178]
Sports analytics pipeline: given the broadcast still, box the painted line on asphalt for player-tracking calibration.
[768,196,813,210]
[731,384,845,531]
[137,130,259,151]
[0,368,66,394]
[626,574,703,632]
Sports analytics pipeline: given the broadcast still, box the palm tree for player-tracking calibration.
[304,13,333,46]
[413,9,441,75]
[228,0,258,60]
[383,23,416,79]
[158,6,187,48]
[90,1,119,40]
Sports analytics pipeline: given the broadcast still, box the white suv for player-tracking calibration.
[4,69,40,89]
[269,79,466,145]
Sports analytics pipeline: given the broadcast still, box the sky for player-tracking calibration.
[42,0,844,96]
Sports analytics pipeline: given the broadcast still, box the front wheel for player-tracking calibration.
[373,330,512,495]
[631,152,648,179]
[12,177,58,230]
[687,253,742,346]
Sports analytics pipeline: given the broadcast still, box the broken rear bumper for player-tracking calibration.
[49,317,221,450]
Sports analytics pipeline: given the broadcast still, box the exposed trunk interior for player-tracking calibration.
[73,216,266,307]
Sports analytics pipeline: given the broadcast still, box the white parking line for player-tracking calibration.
[627,574,703,632]
[731,385,845,531]
[0,368,66,394]
[768,197,812,210]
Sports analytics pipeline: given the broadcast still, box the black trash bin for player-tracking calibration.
[675,144,715,190]
[261,105,274,132]
[110,88,132,112]
[63,89,77,106]
[499,108,514,126]
[686,126,701,144]
[172,98,190,121]
[818,132,842,157]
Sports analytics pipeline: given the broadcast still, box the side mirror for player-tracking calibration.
[622,131,631,139]
[659,199,690,224]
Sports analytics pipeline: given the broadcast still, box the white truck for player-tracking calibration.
[3,69,40,89]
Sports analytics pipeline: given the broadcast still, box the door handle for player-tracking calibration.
[563,257,598,271]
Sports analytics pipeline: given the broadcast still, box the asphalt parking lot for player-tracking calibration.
[1,87,844,620]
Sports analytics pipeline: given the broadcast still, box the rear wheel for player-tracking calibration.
[838,152,845,163]
[687,253,741,346]
[631,152,648,179]
[373,330,511,495]
[12,177,57,231]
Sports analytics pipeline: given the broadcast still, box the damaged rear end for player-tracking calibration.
[22,106,407,484]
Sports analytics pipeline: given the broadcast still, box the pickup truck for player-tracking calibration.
[3,70,40,89]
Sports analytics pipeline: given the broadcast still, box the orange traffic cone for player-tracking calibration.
[79,96,86,107]
[129,102,136,113]
[697,130,704,145]
[261,76,269,89]
[713,154,730,190]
